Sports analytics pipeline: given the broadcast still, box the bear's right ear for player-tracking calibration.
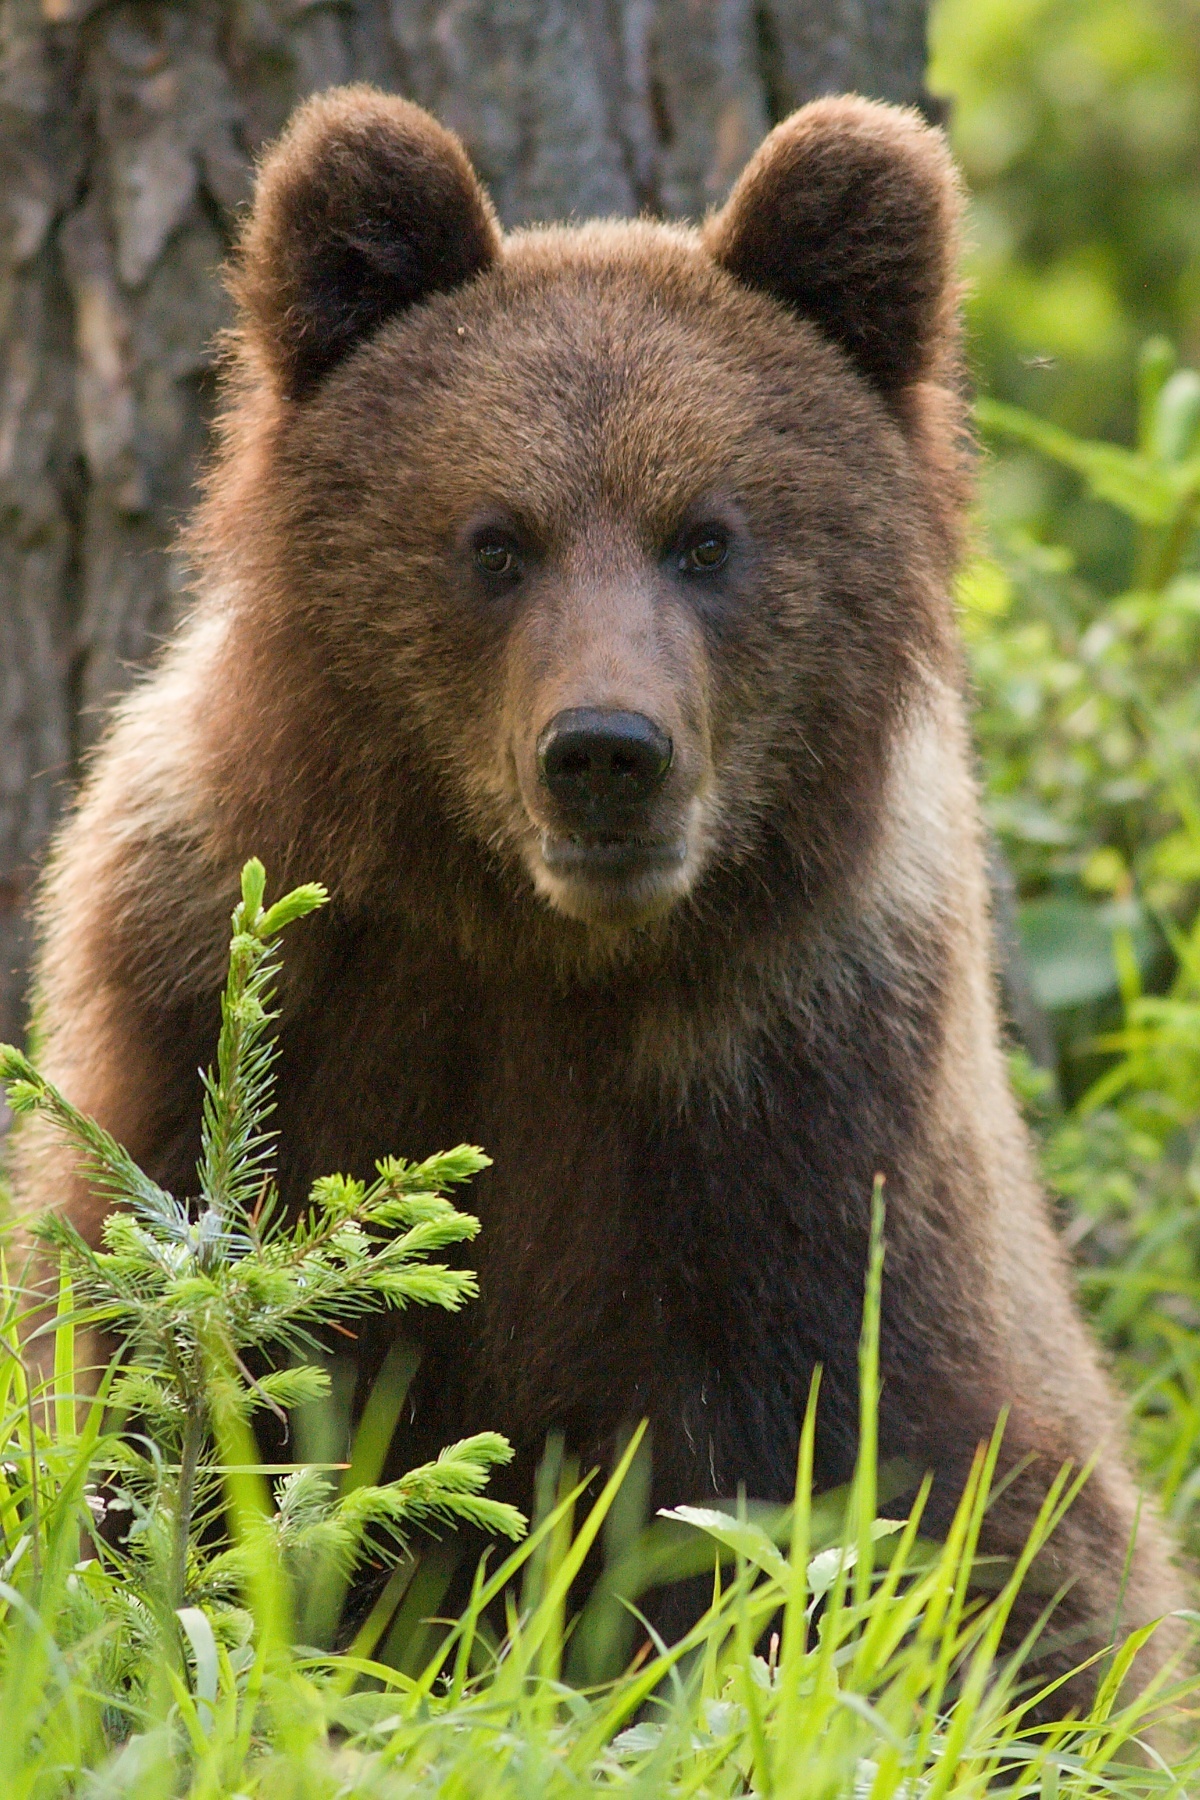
[233,86,500,402]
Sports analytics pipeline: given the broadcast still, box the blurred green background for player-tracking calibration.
[930,0,1200,1547]
[933,0,1200,437]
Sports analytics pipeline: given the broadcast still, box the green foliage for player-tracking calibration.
[931,0,1200,606]
[965,343,1200,1011]
[0,860,524,1788]
[963,353,1200,1573]
[0,1163,1191,1795]
[931,0,1200,437]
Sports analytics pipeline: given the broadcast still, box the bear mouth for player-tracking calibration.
[532,830,694,926]
[540,833,689,877]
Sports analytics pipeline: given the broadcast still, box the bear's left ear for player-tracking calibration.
[703,97,962,402]
[233,85,501,402]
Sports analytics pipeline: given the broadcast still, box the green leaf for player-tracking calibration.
[1017,896,1154,1012]
[977,397,1185,525]
[176,1606,220,1719]
[309,1174,366,1218]
[0,1043,36,1085]
[656,1505,790,1583]
[1137,336,1176,450]
[805,1521,904,1601]
[391,1215,482,1257]
[239,858,267,922]
[372,1267,478,1310]
[257,883,329,939]
[6,1055,185,1231]
[247,1366,332,1411]
[53,1265,76,1446]
[333,1432,525,1556]
[1152,369,1200,466]
[375,1146,492,1194]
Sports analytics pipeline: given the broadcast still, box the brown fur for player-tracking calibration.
[14,86,1186,1701]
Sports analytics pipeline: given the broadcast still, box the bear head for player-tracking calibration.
[205,87,967,953]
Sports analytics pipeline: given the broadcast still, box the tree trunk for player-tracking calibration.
[0,0,933,1052]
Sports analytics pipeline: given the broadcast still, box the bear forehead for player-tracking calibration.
[307,219,908,543]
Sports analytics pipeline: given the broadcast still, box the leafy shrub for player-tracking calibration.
[969,343,1200,1556]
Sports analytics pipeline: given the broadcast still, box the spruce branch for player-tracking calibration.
[196,859,328,1237]
[244,1433,524,1583]
[0,858,523,1623]
[0,1048,186,1242]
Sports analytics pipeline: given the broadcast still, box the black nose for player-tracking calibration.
[537,708,673,829]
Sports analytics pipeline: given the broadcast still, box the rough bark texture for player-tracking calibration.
[0,0,933,1051]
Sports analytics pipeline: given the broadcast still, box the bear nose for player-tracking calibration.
[537,708,673,828]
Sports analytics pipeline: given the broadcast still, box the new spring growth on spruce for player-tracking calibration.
[0,859,524,1616]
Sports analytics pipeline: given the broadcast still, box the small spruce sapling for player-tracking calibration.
[0,859,524,1629]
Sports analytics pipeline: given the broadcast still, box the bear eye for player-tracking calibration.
[679,529,729,574]
[475,540,519,578]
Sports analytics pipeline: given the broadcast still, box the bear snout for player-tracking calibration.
[519,704,703,927]
[536,707,673,828]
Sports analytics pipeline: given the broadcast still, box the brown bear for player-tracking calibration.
[14,85,1185,1696]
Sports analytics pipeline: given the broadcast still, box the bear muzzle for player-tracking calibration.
[526,706,701,924]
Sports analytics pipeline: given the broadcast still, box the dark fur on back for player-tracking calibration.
[16,87,1185,1702]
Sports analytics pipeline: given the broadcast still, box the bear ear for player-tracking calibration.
[233,85,501,402]
[703,97,962,401]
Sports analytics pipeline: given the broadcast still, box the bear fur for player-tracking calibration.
[15,86,1185,1695]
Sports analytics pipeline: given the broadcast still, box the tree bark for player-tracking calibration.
[0,0,933,1051]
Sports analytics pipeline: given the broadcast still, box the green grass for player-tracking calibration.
[0,1179,1195,1796]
